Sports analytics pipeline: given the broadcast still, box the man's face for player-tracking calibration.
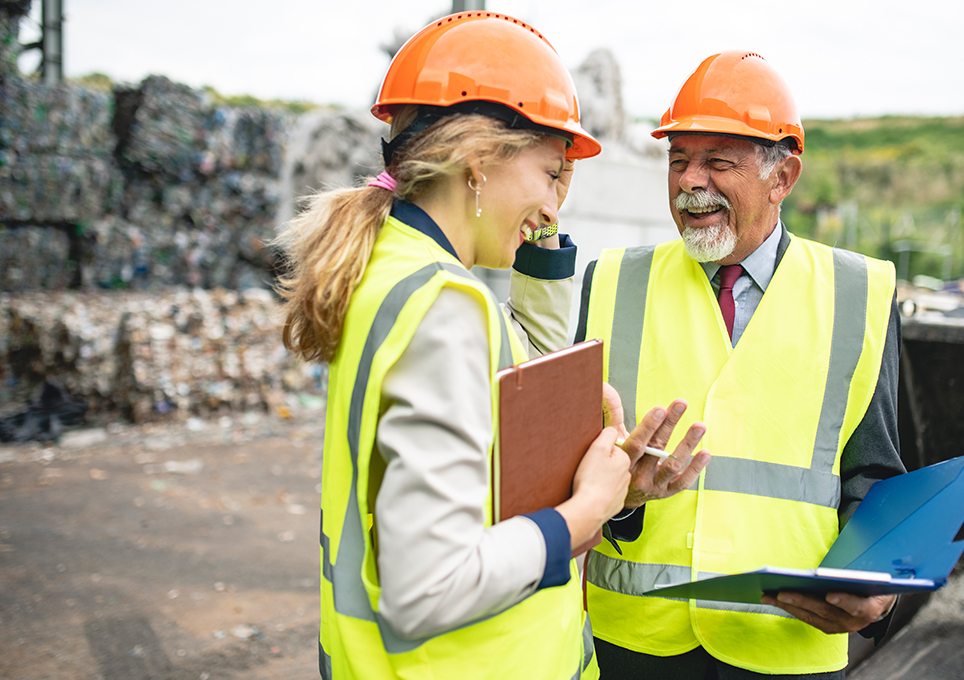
[667,134,780,265]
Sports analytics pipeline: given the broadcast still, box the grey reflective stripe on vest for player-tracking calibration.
[320,262,514,655]
[702,458,841,507]
[581,612,595,672]
[587,553,792,619]
[692,591,793,619]
[812,249,868,476]
[319,640,332,680]
[607,246,655,431]
[320,508,332,582]
[589,552,692,598]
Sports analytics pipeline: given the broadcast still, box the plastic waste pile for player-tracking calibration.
[108,75,289,290]
[0,77,121,224]
[0,5,395,436]
[0,67,291,292]
[0,289,314,429]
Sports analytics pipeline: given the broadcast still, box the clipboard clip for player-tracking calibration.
[892,557,916,577]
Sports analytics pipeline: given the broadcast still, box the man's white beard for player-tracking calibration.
[675,190,737,262]
[681,223,737,263]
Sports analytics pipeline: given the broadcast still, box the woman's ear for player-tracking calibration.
[467,159,485,190]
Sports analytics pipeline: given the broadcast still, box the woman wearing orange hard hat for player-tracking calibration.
[272,12,708,680]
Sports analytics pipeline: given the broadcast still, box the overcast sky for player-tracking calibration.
[17,0,964,121]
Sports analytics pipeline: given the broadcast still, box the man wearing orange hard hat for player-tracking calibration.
[573,51,906,678]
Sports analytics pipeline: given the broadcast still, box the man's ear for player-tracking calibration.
[770,155,802,205]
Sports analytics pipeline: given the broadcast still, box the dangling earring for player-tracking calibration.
[468,173,486,218]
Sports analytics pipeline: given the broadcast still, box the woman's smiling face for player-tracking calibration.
[469,136,567,270]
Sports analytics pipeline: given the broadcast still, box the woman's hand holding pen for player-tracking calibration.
[603,385,711,508]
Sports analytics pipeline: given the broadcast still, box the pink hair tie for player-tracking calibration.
[368,171,397,192]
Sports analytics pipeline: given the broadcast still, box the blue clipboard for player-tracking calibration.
[644,456,964,604]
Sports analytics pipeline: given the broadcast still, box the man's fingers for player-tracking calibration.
[763,592,865,635]
[762,594,837,633]
[665,450,710,494]
[619,402,711,505]
[778,592,837,619]
[648,399,687,450]
[625,405,668,455]
[652,422,705,485]
[765,599,843,635]
[825,593,895,623]
[670,421,706,462]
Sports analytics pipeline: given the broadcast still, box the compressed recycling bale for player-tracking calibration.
[0,290,317,422]
[118,171,279,290]
[206,107,288,176]
[0,225,73,291]
[0,78,116,158]
[117,75,206,174]
[0,78,120,224]
[0,153,122,222]
[81,216,151,290]
[1,292,124,400]
[115,288,302,420]
[570,48,627,142]
[114,75,289,181]
[114,75,208,179]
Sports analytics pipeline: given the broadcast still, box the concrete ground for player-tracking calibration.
[849,570,964,680]
[0,412,325,680]
[3,409,961,680]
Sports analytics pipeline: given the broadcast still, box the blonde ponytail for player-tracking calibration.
[275,186,393,363]
[275,109,543,363]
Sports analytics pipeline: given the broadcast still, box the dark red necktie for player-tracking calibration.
[718,265,744,340]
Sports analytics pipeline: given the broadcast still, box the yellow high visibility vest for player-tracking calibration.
[319,215,596,680]
[583,235,894,674]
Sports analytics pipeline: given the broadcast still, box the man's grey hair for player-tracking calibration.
[756,142,793,179]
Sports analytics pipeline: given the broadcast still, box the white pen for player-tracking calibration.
[615,438,672,460]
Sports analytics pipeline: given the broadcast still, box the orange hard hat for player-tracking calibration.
[651,51,804,154]
[371,12,601,160]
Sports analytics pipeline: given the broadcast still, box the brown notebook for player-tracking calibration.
[493,339,604,557]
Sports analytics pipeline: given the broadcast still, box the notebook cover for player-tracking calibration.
[494,339,604,556]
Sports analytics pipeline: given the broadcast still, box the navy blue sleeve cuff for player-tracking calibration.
[512,234,577,280]
[524,507,572,589]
